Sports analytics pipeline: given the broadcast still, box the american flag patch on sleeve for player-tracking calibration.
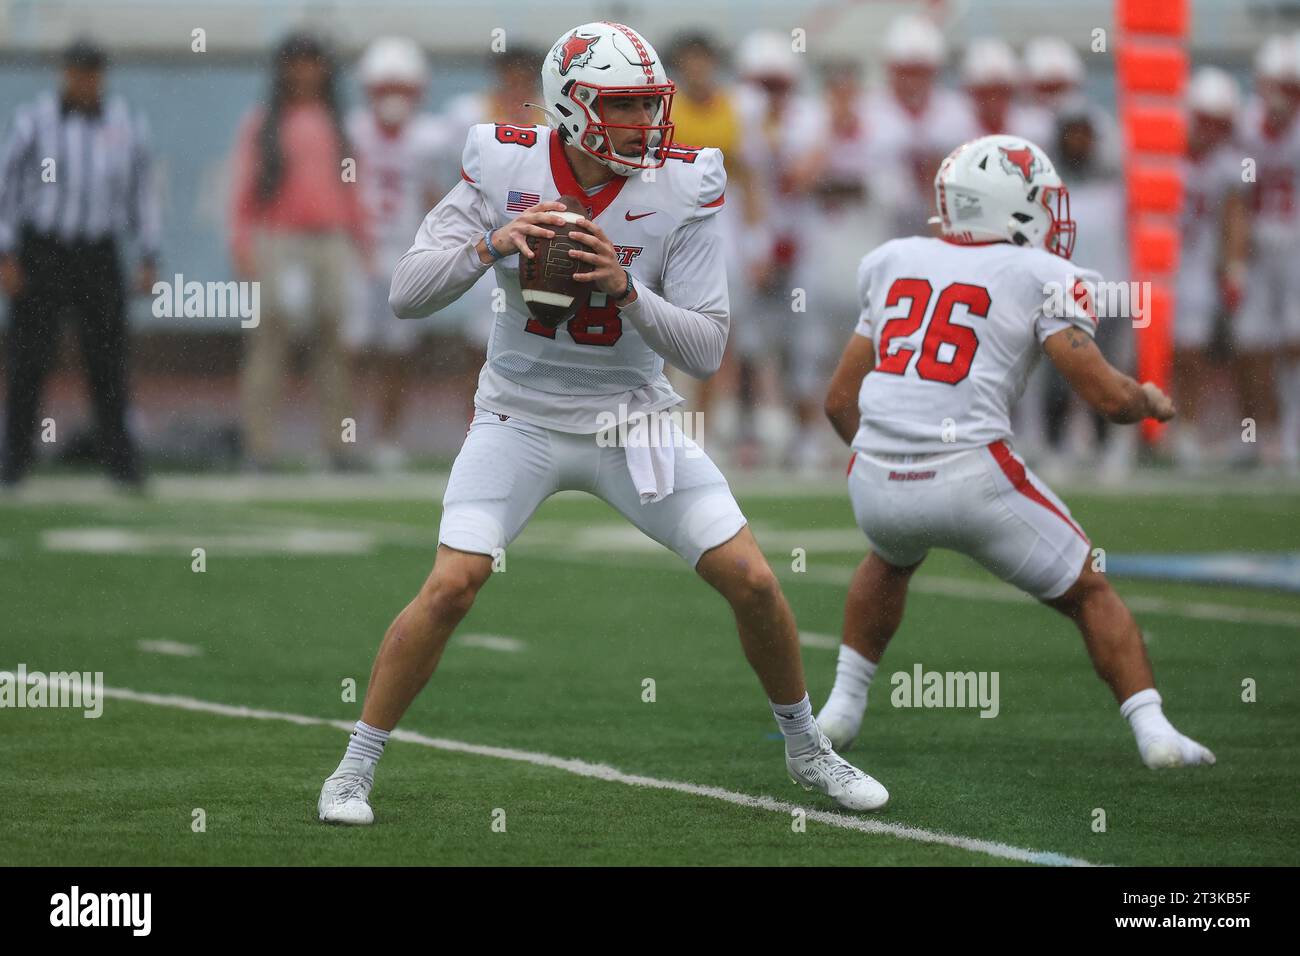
[505,190,541,213]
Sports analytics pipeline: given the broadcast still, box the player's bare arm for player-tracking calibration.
[1219,189,1249,309]
[824,333,876,445]
[1043,326,1175,424]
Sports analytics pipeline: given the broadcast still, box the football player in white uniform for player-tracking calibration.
[1022,36,1120,172]
[731,31,827,469]
[1237,37,1300,470]
[864,14,977,240]
[346,38,449,470]
[317,22,889,824]
[1172,67,1249,469]
[815,135,1215,771]
[792,59,893,475]
[959,38,1053,144]
[1041,99,1134,482]
[433,45,543,373]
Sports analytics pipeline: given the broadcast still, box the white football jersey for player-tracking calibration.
[851,236,1101,453]
[417,123,728,432]
[1178,143,1244,313]
[733,85,827,262]
[1068,177,1126,293]
[862,88,978,237]
[1238,99,1300,247]
[347,109,449,266]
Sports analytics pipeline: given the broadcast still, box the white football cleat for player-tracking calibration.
[787,733,889,811]
[318,756,377,825]
[1140,733,1216,769]
[815,708,862,753]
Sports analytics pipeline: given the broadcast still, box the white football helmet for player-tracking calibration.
[1255,35,1296,82]
[1254,35,1300,115]
[1187,66,1240,120]
[359,37,426,89]
[884,14,945,66]
[962,38,1018,88]
[538,21,675,177]
[1024,36,1084,99]
[359,37,427,125]
[736,30,802,85]
[931,134,1076,259]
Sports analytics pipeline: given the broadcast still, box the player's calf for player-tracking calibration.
[696,527,804,703]
[1047,565,1215,769]
[317,546,495,824]
[817,552,919,751]
[360,548,493,725]
[1047,565,1154,701]
[697,527,891,810]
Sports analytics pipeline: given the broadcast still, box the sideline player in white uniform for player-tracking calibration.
[1172,67,1249,469]
[433,46,543,369]
[959,38,1053,144]
[864,15,976,240]
[815,135,1215,771]
[792,59,892,474]
[317,22,888,824]
[346,38,448,469]
[1237,37,1300,470]
[731,31,827,469]
[1022,36,1120,172]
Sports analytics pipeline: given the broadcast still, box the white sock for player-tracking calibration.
[1119,687,1176,749]
[771,694,818,752]
[343,719,389,764]
[823,644,877,715]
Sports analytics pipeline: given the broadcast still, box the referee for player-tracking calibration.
[0,38,159,489]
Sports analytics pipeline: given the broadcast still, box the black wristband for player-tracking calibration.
[616,269,634,305]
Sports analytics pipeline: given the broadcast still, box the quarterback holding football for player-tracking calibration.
[816,135,1216,771]
[317,21,888,824]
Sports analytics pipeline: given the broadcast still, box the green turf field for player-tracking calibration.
[2,476,1298,866]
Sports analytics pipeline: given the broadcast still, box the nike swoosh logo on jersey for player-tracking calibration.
[624,210,656,221]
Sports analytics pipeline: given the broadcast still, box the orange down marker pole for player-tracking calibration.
[1115,0,1189,444]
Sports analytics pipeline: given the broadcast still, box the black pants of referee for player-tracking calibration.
[2,228,141,484]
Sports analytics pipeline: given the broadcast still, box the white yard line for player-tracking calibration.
[799,631,843,650]
[456,633,526,653]
[136,640,203,658]
[96,683,1098,867]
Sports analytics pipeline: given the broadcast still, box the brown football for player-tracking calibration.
[519,195,591,329]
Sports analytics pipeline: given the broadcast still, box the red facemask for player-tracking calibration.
[567,81,676,170]
[1041,184,1076,259]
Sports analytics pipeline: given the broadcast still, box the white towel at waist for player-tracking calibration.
[623,412,676,504]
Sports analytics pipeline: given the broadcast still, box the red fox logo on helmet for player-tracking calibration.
[555,32,600,74]
[998,145,1040,183]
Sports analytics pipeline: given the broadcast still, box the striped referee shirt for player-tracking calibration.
[0,90,160,260]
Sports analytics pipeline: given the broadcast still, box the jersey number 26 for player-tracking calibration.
[875,278,990,385]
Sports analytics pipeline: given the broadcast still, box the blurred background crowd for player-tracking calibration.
[0,0,1297,489]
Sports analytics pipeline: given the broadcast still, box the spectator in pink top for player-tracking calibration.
[228,32,372,470]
